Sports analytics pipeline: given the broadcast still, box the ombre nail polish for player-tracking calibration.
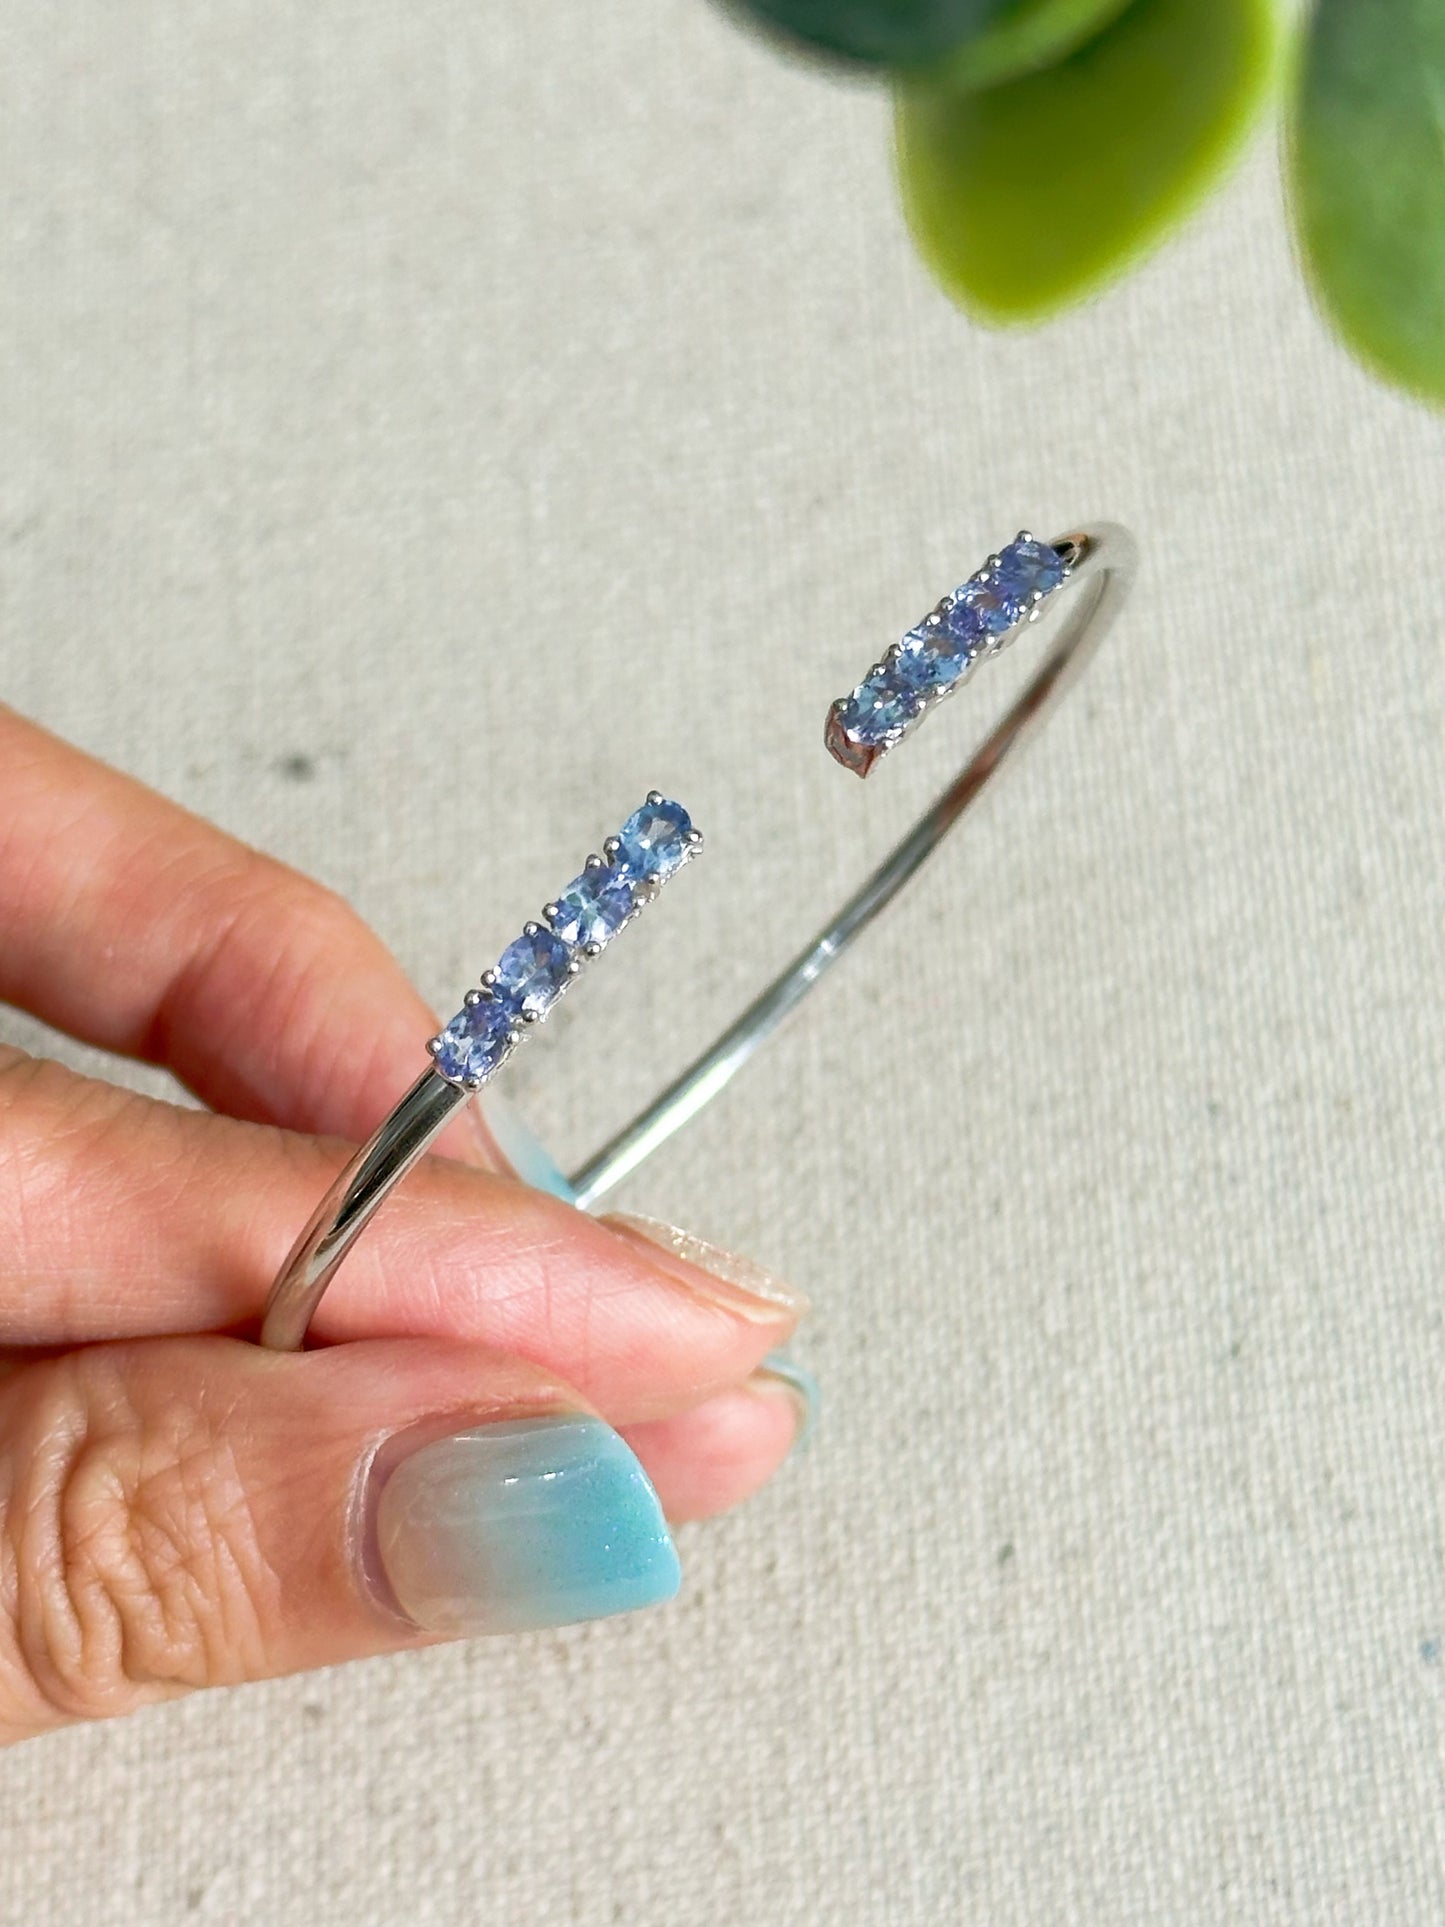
[375,1415,680,1636]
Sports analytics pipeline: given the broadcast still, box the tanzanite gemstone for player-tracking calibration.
[837,671,921,745]
[993,536,1066,604]
[616,798,693,884]
[550,864,635,950]
[945,577,1020,640]
[892,621,972,695]
[434,995,514,1084]
[494,925,574,1018]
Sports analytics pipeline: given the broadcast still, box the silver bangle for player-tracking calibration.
[568,524,1135,1205]
[259,797,704,1351]
[261,524,1134,1350]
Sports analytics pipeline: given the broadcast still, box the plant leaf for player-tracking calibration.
[896,0,1284,322]
[720,0,1010,68]
[1291,0,1445,406]
[924,0,1134,93]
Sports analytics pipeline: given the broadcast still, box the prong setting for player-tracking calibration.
[827,528,1076,776]
[429,795,702,1088]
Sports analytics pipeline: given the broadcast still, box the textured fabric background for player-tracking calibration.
[3,3,1445,1921]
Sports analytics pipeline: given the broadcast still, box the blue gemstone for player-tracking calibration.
[494,925,574,1018]
[551,864,635,950]
[838,672,921,745]
[994,536,1066,604]
[616,798,693,884]
[435,995,514,1084]
[946,577,1020,640]
[893,621,972,694]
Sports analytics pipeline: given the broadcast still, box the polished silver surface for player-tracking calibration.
[260,1069,466,1351]
[568,524,1136,1209]
[260,796,701,1350]
[262,526,1132,1346]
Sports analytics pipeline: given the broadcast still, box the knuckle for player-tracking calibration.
[1,1352,279,1728]
[231,850,359,953]
[0,1051,148,1184]
[0,1055,193,1346]
[160,846,372,1055]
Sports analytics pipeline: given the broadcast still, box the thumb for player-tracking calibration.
[0,1335,679,1743]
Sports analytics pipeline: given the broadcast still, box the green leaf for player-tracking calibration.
[925,0,1134,93]
[1291,0,1445,406]
[721,0,1010,69]
[896,0,1285,322]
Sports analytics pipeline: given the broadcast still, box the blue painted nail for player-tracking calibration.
[376,1416,680,1635]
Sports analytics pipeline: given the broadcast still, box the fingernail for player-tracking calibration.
[752,1351,820,1448]
[604,1213,809,1323]
[375,1415,680,1636]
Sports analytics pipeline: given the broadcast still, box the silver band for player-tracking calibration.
[261,1071,467,1351]
[260,796,703,1351]
[261,523,1134,1350]
[567,523,1135,1205]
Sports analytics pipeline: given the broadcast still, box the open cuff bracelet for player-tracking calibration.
[260,524,1135,1351]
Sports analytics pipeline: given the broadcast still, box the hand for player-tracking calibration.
[0,706,808,1746]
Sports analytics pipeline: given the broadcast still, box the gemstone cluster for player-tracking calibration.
[827,532,1072,778]
[431,794,700,1088]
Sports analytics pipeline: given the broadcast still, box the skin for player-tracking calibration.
[0,705,802,1746]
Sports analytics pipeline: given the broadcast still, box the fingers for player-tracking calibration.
[0,1335,686,1743]
[0,706,495,1162]
[0,1053,803,1421]
[0,1338,814,1743]
[622,1368,811,1523]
